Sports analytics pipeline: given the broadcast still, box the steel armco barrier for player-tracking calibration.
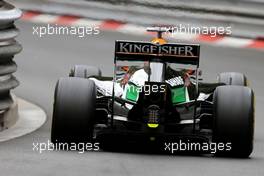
[0,0,22,129]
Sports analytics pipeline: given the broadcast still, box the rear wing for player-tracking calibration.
[115,40,200,66]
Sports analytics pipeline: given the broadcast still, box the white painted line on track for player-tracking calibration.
[31,14,59,24]
[215,37,253,47]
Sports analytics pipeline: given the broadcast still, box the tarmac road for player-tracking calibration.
[0,21,263,176]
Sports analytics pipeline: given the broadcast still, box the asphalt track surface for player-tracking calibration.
[0,21,263,176]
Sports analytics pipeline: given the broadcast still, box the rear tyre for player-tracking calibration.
[213,86,254,157]
[51,77,96,144]
[218,72,247,86]
[71,65,101,78]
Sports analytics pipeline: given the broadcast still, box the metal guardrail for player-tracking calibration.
[0,0,22,112]
[79,0,264,18]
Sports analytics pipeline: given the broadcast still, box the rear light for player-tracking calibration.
[147,105,160,128]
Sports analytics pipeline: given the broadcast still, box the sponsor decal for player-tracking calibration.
[117,42,196,57]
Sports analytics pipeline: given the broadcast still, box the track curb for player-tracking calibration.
[21,10,264,51]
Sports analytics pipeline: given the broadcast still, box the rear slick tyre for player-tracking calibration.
[213,85,254,158]
[51,77,96,144]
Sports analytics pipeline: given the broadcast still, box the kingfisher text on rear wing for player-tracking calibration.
[115,40,200,66]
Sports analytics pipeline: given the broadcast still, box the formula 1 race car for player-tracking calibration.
[51,27,254,157]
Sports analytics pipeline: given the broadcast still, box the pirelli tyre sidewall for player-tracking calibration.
[213,85,254,157]
[218,72,247,86]
[51,77,96,144]
[72,65,102,78]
